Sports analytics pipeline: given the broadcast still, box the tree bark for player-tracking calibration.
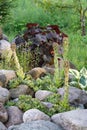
[80,8,87,36]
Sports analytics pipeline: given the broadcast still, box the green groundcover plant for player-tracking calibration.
[8,74,63,92]
[6,94,73,116]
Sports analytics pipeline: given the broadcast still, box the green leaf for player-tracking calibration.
[85,11,87,17]
[69,81,78,87]
[79,76,86,86]
[69,69,79,79]
[79,83,86,89]
[80,67,87,78]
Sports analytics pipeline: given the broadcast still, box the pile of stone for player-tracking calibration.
[0,69,87,130]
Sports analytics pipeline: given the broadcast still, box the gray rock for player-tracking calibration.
[9,85,29,99]
[0,40,12,63]
[0,74,6,87]
[23,109,50,123]
[27,87,35,97]
[43,66,55,75]
[0,40,11,50]
[57,86,87,107]
[80,90,87,105]
[0,122,7,130]
[41,101,53,109]
[5,106,23,128]
[35,90,53,101]
[0,70,16,87]
[8,120,63,130]
[0,87,10,104]
[0,103,8,123]
[51,109,87,130]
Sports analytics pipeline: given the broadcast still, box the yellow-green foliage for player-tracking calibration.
[8,77,23,88]
[33,75,59,92]
[1,49,12,63]
[6,95,50,115]
[53,43,64,88]
[8,74,63,92]
[61,37,70,108]
[11,45,25,79]
[16,45,41,72]
[44,93,61,104]
[53,43,60,86]
[0,49,13,70]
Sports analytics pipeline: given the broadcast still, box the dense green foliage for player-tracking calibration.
[0,0,15,22]
[2,0,52,36]
[6,94,73,116]
[8,74,63,92]
[0,0,86,70]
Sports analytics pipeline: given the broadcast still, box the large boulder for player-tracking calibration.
[51,109,87,130]
[57,86,87,107]
[9,84,29,99]
[0,70,16,87]
[8,120,63,130]
[0,122,7,130]
[0,103,8,123]
[35,90,53,101]
[0,40,12,61]
[23,109,50,123]
[0,87,10,104]
[5,106,23,128]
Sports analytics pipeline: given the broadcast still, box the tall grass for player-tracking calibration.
[2,0,52,40]
[68,32,87,70]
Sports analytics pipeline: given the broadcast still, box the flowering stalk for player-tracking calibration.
[11,43,25,79]
[62,37,70,106]
[53,42,61,87]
